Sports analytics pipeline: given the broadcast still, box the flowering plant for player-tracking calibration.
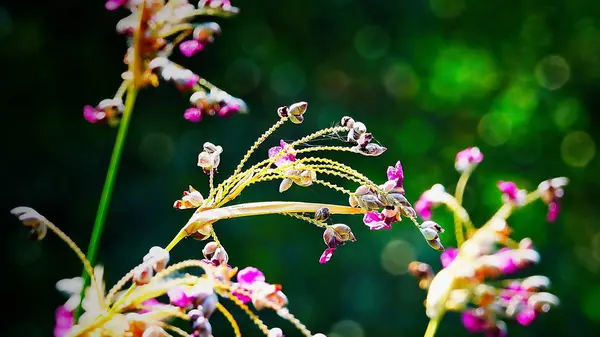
[409,147,567,337]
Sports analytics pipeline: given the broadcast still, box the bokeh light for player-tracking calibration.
[138,133,175,169]
[329,320,365,337]
[382,61,420,100]
[429,0,465,18]
[354,25,390,60]
[381,239,415,275]
[225,58,261,94]
[561,131,596,167]
[477,113,512,147]
[270,61,306,97]
[535,55,571,90]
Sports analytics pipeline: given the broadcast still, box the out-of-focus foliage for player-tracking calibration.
[1,0,599,336]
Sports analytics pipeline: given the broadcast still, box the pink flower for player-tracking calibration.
[461,310,487,332]
[440,248,458,268]
[184,107,203,122]
[105,0,127,11]
[362,211,392,230]
[319,247,336,264]
[233,267,266,303]
[386,161,404,188]
[455,147,483,172]
[547,202,559,222]
[237,267,266,286]
[516,307,537,326]
[414,184,446,220]
[538,177,567,222]
[167,287,194,309]
[139,299,161,313]
[179,40,204,57]
[54,305,73,337]
[268,140,296,167]
[83,105,104,123]
[498,181,525,205]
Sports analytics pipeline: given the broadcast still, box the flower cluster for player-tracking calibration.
[408,147,566,337]
[10,207,324,337]
[171,102,444,266]
[84,0,246,125]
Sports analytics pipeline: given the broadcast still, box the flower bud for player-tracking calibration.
[348,195,359,208]
[408,261,433,289]
[357,194,385,210]
[202,242,219,260]
[357,133,373,148]
[199,293,218,318]
[314,207,331,222]
[528,292,559,312]
[341,116,355,128]
[143,246,170,272]
[353,121,366,135]
[355,185,372,196]
[192,316,212,337]
[521,275,550,292]
[133,265,154,285]
[288,101,307,116]
[323,228,341,248]
[277,106,288,117]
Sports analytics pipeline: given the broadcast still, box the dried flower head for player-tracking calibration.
[171,102,443,265]
[408,147,566,337]
[84,0,246,126]
[11,207,316,337]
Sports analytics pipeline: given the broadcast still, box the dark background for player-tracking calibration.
[1,0,599,336]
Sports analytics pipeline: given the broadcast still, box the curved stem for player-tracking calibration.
[453,169,472,246]
[74,86,138,322]
[424,318,440,337]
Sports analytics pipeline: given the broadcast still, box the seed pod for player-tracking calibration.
[289,114,304,124]
[348,195,359,208]
[341,116,355,128]
[401,206,417,219]
[288,101,308,116]
[356,143,387,156]
[381,180,396,192]
[190,230,210,241]
[332,224,356,242]
[357,194,385,210]
[314,207,331,222]
[354,185,372,196]
[279,178,293,193]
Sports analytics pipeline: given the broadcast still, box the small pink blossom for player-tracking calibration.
[362,211,392,230]
[547,202,559,222]
[179,40,204,57]
[139,299,161,313]
[268,140,296,167]
[167,286,194,309]
[184,108,203,122]
[440,248,459,268]
[461,310,487,332]
[516,307,537,326]
[415,198,433,220]
[319,247,336,264]
[237,267,265,286]
[415,184,446,220]
[105,0,127,11]
[386,161,404,188]
[83,105,104,123]
[455,147,483,172]
[54,305,73,337]
[498,181,525,205]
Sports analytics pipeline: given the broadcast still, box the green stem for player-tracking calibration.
[424,317,440,337]
[74,86,138,322]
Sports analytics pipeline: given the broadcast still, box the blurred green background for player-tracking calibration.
[1,0,599,336]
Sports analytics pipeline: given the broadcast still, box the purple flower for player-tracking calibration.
[233,267,266,303]
[167,286,194,309]
[180,40,204,57]
[83,105,103,123]
[319,247,336,264]
[54,305,73,337]
[362,211,392,230]
[440,248,459,268]
[461,310,487,332]
[237,267,266,286]
[498,181,525,205]
[184,107,203,122]
[268,140,296,167]
[516,307,537,326]
[104,0,127,11]
[547,202,559,222]
[386,161,404,188]
[455,147,483,173]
